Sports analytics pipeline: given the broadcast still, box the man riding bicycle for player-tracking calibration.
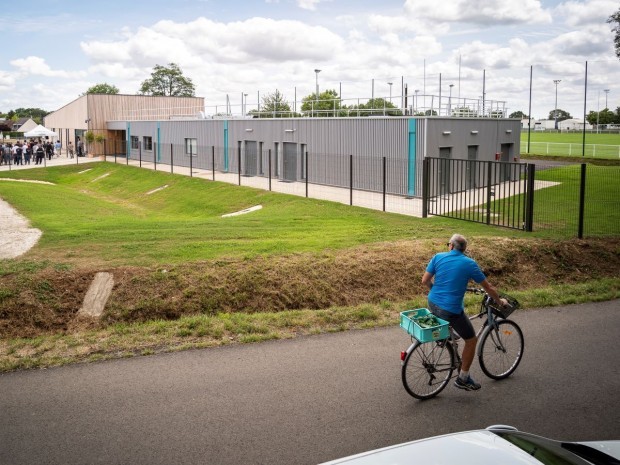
[421,234,507,391]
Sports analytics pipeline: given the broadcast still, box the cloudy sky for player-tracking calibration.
[1,0,618,119]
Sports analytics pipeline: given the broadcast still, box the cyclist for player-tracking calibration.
[421,233,507,391]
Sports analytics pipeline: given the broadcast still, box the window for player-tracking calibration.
[185,138,197,156]
[130,136,139,149]
[143,136,153,151]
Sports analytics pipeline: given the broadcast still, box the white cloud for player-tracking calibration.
[0,70,15,91]
[558,0,618,27]
[404,0,552,25]
[297,0,321,11]
[9,56,85,79]
[82,17,345,67]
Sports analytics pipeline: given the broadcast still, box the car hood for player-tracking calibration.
[577,441,620,461]
[320,430,547,465]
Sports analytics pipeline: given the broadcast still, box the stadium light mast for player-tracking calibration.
[553,79,561,130]
[604,88,610,109]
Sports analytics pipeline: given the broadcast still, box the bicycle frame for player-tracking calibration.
[403,298,503,378]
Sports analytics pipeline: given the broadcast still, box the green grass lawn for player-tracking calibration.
[521,132,620,144]
[1,162,618,371]
[520,132,620,158]
[0,163,533,266]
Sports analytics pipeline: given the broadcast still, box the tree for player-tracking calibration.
[548,108,572,122]
[83,83,119,95]
[586,108,616,126]
[350,98,402,117]
[9,107,49,124]
[509,111,528,119]
[608,7,620,60]
[139,63,196,97]
[250,90,294,118]
[301,89,343,117]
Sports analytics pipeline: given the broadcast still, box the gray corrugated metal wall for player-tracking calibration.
[113,117,521,198]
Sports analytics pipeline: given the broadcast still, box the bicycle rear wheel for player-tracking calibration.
[402,340,455,399]
[478,319,524,380]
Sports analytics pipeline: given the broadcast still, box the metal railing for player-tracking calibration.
[422,157,533,231]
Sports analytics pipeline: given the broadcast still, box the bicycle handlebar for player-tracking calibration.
[466,287,486,295]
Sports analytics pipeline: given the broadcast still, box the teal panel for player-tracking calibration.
[408,118,416,196]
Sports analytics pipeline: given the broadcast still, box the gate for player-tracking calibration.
[422,157,535,231]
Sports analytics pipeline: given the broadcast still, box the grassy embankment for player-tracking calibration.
[0,162,618,371]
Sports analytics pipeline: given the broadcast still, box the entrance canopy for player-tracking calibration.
[23,124,57,138]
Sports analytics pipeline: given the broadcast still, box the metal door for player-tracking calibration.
[244,141,257,176]
[283,142,297,181]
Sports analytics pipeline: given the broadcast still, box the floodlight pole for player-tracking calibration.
[553,79,561,130]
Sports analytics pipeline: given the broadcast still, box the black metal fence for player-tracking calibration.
[97,141,619,238]
[103,141,412,211]
[422,158,620,238]
[422,157,534,231]
[528,162,620,238]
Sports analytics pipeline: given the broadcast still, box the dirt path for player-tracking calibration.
[0,196,42,259]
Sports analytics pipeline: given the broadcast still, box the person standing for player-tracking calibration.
[77,137,83,157]
[24,143,32,164]
[46,141,53,160]
[54,140,62,157]
[35,143,45,165]
[68,141,74,158]
[14,143,23,165]
[421,234,507,392]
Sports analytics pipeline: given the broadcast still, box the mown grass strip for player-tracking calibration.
[1,278,617,372]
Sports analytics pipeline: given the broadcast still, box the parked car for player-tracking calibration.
[319,425,620,465]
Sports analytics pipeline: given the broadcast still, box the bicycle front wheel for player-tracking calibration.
[402,340,455,400]
[478,319,524,380]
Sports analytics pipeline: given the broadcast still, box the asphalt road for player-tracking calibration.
[1,300,619,465]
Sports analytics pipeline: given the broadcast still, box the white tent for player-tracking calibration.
[23,124,57,138]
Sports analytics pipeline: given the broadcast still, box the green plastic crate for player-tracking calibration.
[400,308,449,342]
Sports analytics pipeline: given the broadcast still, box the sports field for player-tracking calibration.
[520,131,620,158]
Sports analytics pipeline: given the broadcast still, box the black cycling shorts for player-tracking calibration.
[428,302,475,340]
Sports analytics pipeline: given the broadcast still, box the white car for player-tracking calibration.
[319,425,620,465]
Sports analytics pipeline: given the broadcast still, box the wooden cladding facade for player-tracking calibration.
[43,94,204,155]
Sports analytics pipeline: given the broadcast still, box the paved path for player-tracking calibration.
[1,300,618,465]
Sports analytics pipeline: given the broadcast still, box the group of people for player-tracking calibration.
[0,137,83,166]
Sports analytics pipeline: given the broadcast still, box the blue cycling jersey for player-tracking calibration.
[426,250,486,314]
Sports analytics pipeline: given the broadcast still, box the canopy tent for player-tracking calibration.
[23,124,57,138]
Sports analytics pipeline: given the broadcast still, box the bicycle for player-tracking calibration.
[400,288,524,400]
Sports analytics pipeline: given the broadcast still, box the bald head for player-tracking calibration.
[449,234,468,252]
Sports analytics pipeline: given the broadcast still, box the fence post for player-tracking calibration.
[422,158,429,218]
[349,154,353,206]
[103,140,106,161]
[305,151,309,198]
[486,161,493,225]
[212,146,215,181]
[189,143,193,177]
[524,163,536,232]
[382,156,386,212]
[171,143,174,174]
[268,149,272,191]
[154,143,157,171]
[238,145,241,186]
[139,141,142,168]
[578,163,586,239]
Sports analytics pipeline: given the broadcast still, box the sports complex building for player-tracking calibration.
[44,94,521,200]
